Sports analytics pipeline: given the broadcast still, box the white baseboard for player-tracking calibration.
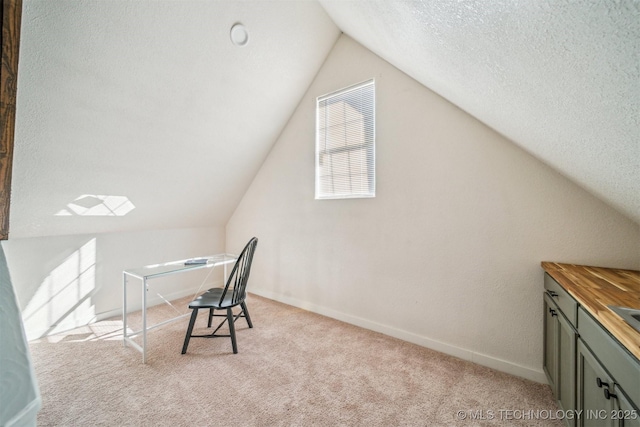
[250,288,547,384]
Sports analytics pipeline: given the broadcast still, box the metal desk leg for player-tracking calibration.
[123,273,128,347]
[142,277,147,363]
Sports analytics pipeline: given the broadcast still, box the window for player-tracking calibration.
[315,79,375,199]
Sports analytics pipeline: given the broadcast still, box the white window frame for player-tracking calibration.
[315,79,376,200]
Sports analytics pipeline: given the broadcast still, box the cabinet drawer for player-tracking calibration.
[545,273,578,326]
[578,307,640,409]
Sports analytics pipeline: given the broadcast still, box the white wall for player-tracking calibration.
[226,35,640,382]
[2,227,224,340]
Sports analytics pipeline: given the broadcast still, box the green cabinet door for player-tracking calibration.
[544,294,558,393]
[557,309,577,418]
[577,339,615,427]
[544,293,577,425]
[614,385,640,427]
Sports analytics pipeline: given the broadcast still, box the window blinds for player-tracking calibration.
[315,79,375,199]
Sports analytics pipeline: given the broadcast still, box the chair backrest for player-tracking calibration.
[218,237,258,307]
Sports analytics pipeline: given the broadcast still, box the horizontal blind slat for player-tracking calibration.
[316,79,375,199]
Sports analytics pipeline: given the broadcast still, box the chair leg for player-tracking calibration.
[241,302,253,328]
[181,309,198,354]
[208,308,214,327]
[227,308,237,354]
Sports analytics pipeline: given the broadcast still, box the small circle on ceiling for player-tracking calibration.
[230,23,249,47]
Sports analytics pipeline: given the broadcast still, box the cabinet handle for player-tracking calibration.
[548,291,558,298]
[596,378,609,388]
[603,389,617,400]
[549,309,557,317]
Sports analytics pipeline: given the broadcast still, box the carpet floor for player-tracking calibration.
[29,294,562,426]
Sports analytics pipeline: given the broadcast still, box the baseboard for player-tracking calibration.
[250,288,547,384]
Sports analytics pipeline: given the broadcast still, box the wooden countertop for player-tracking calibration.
[541,262,640,361]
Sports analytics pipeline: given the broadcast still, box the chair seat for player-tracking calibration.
[205,287,223,296]
[188,291,236,309]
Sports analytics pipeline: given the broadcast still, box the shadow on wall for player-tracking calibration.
[22,238,97,340]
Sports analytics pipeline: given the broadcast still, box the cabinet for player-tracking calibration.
[577,308,640,427]
[577,339,640,427]
[543,273,578,416]
[576,339,614,427]
[616,385,640,427]
[543,272,640,427]
[544,294,558,389]
[544,284,577,425]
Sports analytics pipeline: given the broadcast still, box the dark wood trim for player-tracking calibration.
[0,0,22,240]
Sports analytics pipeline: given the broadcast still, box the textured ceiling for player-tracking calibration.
[320,0,640,224]
[11,0,639,239]
[11,0,339,238]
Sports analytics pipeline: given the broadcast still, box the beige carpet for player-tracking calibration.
[29,294,561,426]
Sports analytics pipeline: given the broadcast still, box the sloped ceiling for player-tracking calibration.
[11,0,639,240]
[10,0,339,238]
[320,0,640,224]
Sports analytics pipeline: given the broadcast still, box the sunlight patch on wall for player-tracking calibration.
[22,239,97,340]
[55,195,135,216]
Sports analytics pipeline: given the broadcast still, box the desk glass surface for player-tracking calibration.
[124,253,236,280]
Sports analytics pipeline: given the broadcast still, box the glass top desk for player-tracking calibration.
[122,253,237,363]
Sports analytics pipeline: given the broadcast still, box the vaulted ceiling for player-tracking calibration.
[10,0,639,239]
[11,0,340,238]
[319,0,639,224]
